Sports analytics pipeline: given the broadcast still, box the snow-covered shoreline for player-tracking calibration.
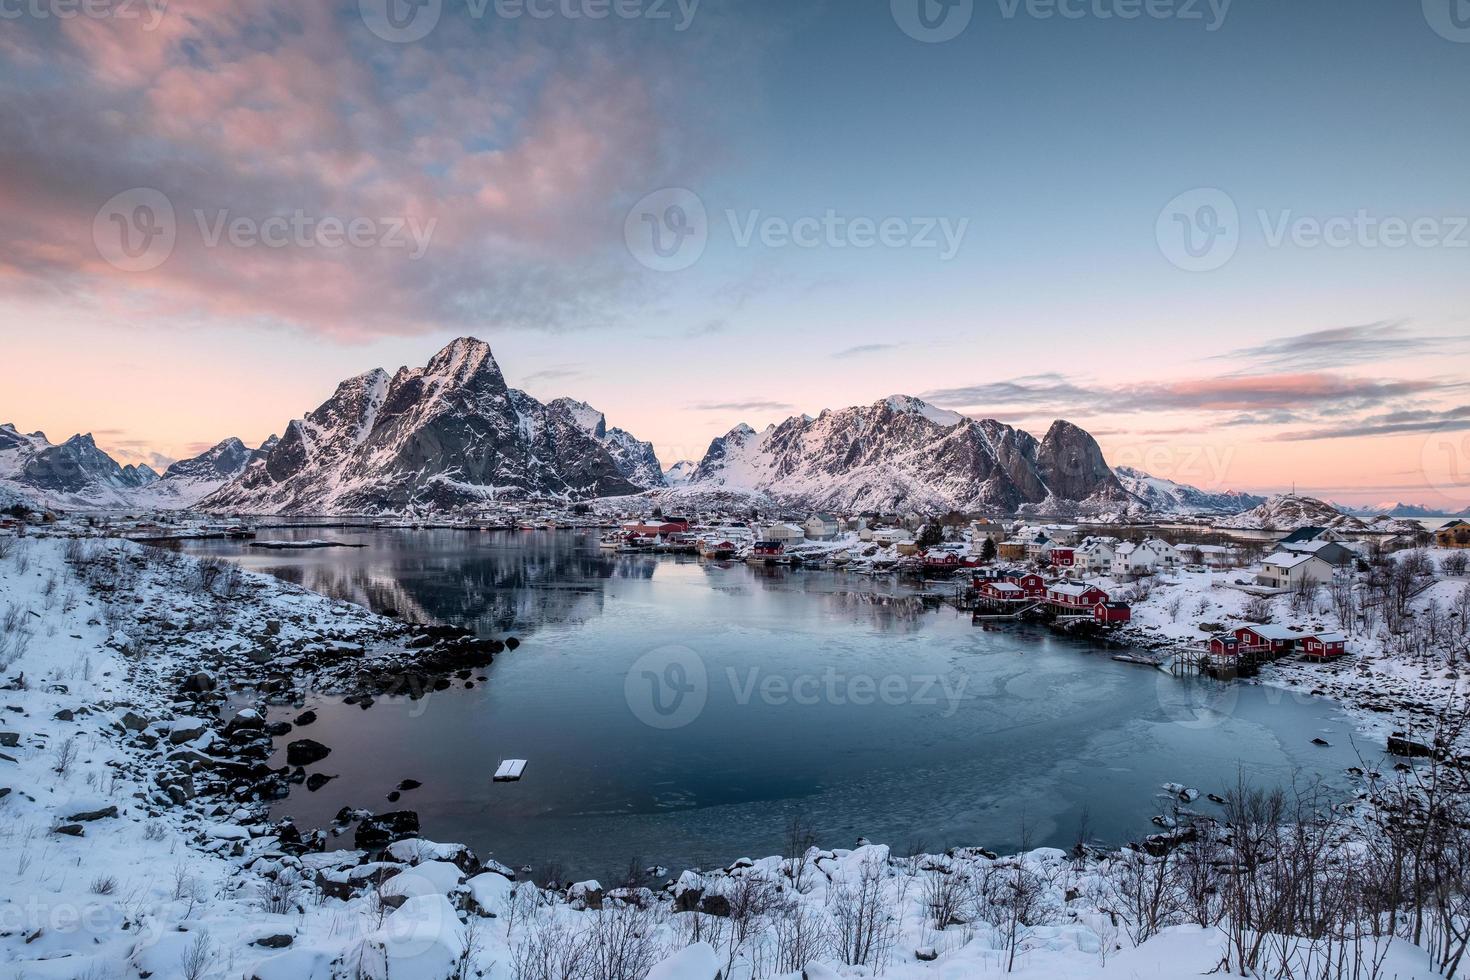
[0,532,1456,978]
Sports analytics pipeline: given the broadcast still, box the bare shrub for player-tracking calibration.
[178,931,212,980]
[826,855,896,969]
[511,915,590,980]
[91,874,118,896]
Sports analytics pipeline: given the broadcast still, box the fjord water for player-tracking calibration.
[184,529,1367,880]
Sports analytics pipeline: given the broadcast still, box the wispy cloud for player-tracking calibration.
[692,400,793,413]
[521,368,582,384]
[1212,321,1466,371]
[1272,405,1470,441]
[832,343,900,359]
[923,372,1452,417]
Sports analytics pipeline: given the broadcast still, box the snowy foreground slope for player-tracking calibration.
[0,536,1451,979]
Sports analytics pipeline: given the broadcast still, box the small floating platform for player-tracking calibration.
[494,759,528,782]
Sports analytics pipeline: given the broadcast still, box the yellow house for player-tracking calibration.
[1436,521,1470,549]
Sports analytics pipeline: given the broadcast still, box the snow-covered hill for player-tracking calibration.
[1113,466,1265,516]
[670,395,1131,515]
[0,423,159,509]
[1218,493,1426,534]
[201,338,651,514]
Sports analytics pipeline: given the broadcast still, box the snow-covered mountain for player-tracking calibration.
[1347,501,1452,519]
[669,395,1131,515]
[1218,493,1425,534]
[1113,466,1265,516]
[0,424,159,509]
[131,437,272,509]
[201,338,650,514]
[662,460,697,487]
[546,398,664,489]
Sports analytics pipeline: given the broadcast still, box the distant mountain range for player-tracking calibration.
[1218,493,1427,534]
[1112,466,1267,516]
[1,337,1379,520]
[1342,501,1468,519]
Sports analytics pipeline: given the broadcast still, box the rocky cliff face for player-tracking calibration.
[201,339,646,514]
[546,398,665,490]
[676,396,1130,515]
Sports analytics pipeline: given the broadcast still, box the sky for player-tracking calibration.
[2,0,1469,508]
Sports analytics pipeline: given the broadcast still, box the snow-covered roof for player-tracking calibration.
[1262,551,1321,569]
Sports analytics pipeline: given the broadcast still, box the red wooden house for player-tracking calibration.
[1093,601,1131,625]
[977,581,1027,603]
[1002,572,1047,598]
[753,541,785,558]
[1209,635,1241,657]
[1046,582,1110,610]
[1300,632,1347,659]
[922,551,966,572]
[1233,625,1297,656]
[1048,547,1076,568]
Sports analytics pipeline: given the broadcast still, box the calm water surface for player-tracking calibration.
[184,528,1374,880]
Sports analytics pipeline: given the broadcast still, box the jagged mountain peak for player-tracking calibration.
[880,395,964,427]
[422,336,500,385]
[200,343,651,514]
[679,396,1128,515]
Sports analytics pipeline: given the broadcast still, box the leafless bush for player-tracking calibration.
[772,897,830,975]
[178,931,212,980]
[826,855,896,969]
[91,874,118,895]
[1242,595,1275,624]
[0,535,14,560]
[587,905,662,980]
[511,915,591,980]
[52,736,77,775]
[922,862,969,930]
[258,871,301,915]
[1443,552,1469,577]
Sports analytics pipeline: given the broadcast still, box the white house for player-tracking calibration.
[1111,538,1179,577]
[762,522,806,544]
[1256,551,1335,590]
[804,514,841,541]
[871,527,914,547]
[1073,536,1119,575]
